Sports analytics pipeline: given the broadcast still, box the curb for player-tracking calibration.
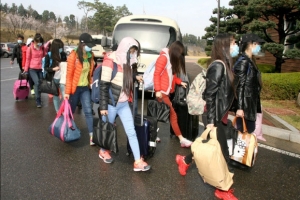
[227,115,300,145]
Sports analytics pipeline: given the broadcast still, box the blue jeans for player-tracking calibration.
[53,78,65,112]
[69,86,93,133]
[102,101,140,161]
[29,69,43,99]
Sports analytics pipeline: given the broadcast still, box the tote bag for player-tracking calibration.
[147,99,170,123]
[93,115,118,153]
[48,100,81,142]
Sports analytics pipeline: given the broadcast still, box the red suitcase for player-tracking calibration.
[13,79,29,100]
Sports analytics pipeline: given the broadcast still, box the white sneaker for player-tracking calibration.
[90,136,95,146]
[180,138,193,148]
[31,89,35,95]
[156,137,161,143]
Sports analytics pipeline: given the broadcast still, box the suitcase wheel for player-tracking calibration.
[16,97,19,100]
[25,96,28,99]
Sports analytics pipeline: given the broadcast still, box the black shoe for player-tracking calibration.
[229,160,248,170]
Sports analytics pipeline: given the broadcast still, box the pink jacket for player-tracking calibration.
[24,42,49,72]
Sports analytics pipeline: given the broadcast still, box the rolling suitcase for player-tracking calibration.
[170,73,199,141]
[127,82,158,159]
[13,78,30,100]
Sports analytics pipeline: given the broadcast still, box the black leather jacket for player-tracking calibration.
[204,61,237,125]
[11,44,24,63]
[234,54,262,121]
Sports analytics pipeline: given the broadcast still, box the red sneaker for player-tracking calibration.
[175,155,190,176]
[215,189,238,200]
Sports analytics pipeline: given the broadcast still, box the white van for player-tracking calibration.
[91,34,112,60]
[101,15,185,73]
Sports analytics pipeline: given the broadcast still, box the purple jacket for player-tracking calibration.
[24,41,50,72]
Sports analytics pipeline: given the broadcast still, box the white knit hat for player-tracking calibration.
[26,38,33,46]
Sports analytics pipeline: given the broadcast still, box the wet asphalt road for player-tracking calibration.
[1,58,300,200]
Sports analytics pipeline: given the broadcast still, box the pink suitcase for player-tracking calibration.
[13,79,30,100]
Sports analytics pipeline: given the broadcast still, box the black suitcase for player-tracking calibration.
[170,73,199,141]
[127,82,158,159]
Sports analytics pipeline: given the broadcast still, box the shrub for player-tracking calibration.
[261,72,300,100]
[257,63,275,73]
[198,57,211,69]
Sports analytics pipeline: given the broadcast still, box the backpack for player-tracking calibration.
[186,70,207,115]
[186,60,226,115]
[191,127,234,191]
[91,62,118,104]
[143,54,168,91]
[42,52,52,78]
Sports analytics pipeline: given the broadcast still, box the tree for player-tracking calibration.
[246,0,300,72]
[57,16,62,23]
[202,6,231,55]
[113,5,132,25]
[91,1,115,34]
[32,10,39,19]
[0,3,9,13]
[77,0,94,32]
[27,5,34,17]
[49,12,56,21]
[42,10,50,24]
[9,3,18,14]
[17,4,27,17]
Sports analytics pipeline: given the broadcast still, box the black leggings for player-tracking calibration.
[236,117,256,133]
[184,121,230,164]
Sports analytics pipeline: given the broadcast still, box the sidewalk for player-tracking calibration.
[186,61,300,146]
[228,112,300,145]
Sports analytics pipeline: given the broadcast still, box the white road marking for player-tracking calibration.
[258,143,300,159]
[1,78,17,82]
[1,66,18,69]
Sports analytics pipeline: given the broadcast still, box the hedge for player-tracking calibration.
[197,57,300,100]
[197,58,211,69]
[261,72,300,100]
[257,64,275,73]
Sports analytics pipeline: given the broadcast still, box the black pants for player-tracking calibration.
[184,120,230,164]
[17,61,23,72]
[236,117,256,133]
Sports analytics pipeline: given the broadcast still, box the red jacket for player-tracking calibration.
[153,50,181,94]
[21,45,28,69]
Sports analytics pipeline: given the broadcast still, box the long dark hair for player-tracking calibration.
[33,33,44,44]
[169,41,186,74]
[210,33,235,87]
[76,43,86,64]
[122,45,139,97]
[50,39,64,67]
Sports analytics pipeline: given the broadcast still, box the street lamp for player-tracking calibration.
[217,0,220,35]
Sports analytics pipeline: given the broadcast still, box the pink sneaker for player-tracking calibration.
[99,150,114,163]
[133,159,151,172]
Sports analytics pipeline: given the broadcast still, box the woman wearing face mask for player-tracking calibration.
[64,33,95,145]
[233,33,264,135]
[98,37,151,172]
[44,39,67,112]
[175,33,239,200]
[24,33,51,108]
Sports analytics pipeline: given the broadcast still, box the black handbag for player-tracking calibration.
[93,115,118,153]
[147,99,170,123]
[38,78,59,96]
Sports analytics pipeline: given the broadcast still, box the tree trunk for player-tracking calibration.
[297,92,300,107]
[274,56,284,73]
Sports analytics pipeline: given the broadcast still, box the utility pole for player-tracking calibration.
[217,0,220,35]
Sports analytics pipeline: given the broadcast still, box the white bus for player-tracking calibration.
[101,15,185,73]
[91,34,112,60]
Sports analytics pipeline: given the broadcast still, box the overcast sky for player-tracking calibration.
[2,0,232,37]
